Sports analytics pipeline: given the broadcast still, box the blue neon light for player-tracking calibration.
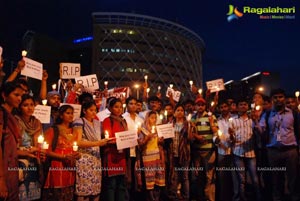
[73,36,93,44]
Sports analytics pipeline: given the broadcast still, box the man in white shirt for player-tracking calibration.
[122,96,144,201]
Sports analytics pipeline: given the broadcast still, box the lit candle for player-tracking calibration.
[73,142,78,152]
[144,75,148,82]
[42,99,47,106]
[93,95,96,99]
[295,91,300,98]
[52,84,57,90]
[207,111,212,117]
[157,86,161,92]
[42,141,49,149]
[211,101,215,107]
[135,122,141,130]
[187,114,192,122]
[228,117,233,128]
[159,114,164,121]
[217,130,222,137]
[189,80,193,91]
[123,103,126,113]
[169,84,173,89]
[104,130,109,139]
[146,88,150,97]
[164,110,168,118]
[37,135,44,144]
[251,103,255,109]
[255,105,261,111]
[22,50,27,57]
[104,81,108,88]
[151,126,155,134]
[198,88,202,95]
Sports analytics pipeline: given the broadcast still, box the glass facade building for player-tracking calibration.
[92,12,205,98]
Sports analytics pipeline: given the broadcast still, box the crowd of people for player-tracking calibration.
[0,55,300,201]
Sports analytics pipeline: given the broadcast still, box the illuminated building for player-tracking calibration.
[92,12,205,98]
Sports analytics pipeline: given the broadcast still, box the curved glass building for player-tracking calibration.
[92,12,205,98]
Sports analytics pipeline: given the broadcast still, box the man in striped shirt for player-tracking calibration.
[191,97,218,201]
[229,98,261,201]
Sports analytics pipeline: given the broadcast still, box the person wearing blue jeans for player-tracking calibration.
[229,98,261,201]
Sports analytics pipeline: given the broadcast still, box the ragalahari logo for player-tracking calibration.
[227,5,243,22]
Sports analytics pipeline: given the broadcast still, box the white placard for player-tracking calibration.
[59,63,81,79]
[166,87,181,102]
[0,46,2,62]
[75,74,99,91]
[156,123,175,139]
[115,130,138,150]
[21,57,43,80]
[206,78,225,93]
[60,103,82,120]
[33,105,51,124]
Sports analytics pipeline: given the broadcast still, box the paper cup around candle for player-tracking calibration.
[38,135,44,144]
[73,142,78,151]
[42,142,49,149]
[42,99,47,106]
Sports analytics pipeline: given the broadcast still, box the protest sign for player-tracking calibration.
[156,123,175,139]
[206,78,225,93]
[33,105,51,123]
[115,130,138,150]
[21,58,43,80]
[75,74,99,91]
[166,87,181,102]
[59,63,81,79]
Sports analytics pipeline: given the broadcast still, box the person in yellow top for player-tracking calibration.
[137,111,165,201]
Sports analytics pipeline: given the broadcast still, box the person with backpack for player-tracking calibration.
[254,88,299,201]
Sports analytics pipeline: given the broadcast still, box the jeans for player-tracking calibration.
[267,147,298,201]
[191,150,216,201]
[217,154,238,201]
[169,157,189,200]
[233,156,261,201]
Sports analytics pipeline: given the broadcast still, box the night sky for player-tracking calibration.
[1,0,299,94]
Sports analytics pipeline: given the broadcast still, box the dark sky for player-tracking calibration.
[1,0,299,94]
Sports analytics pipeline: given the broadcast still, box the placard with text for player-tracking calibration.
[59,63,81,79]
[156,123,175,139]
[21,57,43,80]
[115,130,138,150]
[75,74,99,91]
[33,105,51,123]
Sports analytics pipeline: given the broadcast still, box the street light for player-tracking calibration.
[134,84,140,99]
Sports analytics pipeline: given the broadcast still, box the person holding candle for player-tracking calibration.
[190,97,218,201]
[122,96,144,201]
[73,101,110,201]
[101,97,129,201]
[42,105,80,201]
[0,81,37,201]
[15,94,43,200]
[137,111,165,201]
[214,101,237,201]
[229,98,261,201]
[166,104,193,200]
